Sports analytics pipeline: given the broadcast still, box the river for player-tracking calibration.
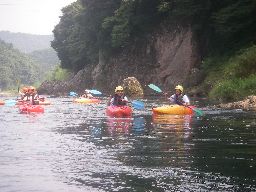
[0,96,255,191]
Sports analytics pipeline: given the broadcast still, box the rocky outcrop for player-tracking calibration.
[123,77,144,98]
[39,24,201,95]
[218,95,256,111]
[92,24,201,94]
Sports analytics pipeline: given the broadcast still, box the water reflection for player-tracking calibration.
[106,117,132,136]
[152,114,192,129]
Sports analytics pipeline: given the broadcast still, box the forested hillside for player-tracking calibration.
[29,48,60,74]
[0,31,53,53]
[51,0,256,101]
[0,40,41,90]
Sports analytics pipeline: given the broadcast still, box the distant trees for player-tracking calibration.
[0,40,40,90]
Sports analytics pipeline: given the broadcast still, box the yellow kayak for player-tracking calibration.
[73,98,100,104]
[152,105,193,115]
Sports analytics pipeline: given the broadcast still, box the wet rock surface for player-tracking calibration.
[123,77,144,98]
[217,96,256,111]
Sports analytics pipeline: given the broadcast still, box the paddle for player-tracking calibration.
[148,83,203,116]
[131,100,145,110]
[186,106,203,116]
[148,84,162,93]
[89,89,102,95]
[5,99,17,106]
[69,91,78,97]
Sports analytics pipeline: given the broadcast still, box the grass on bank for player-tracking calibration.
[201,45,256,102]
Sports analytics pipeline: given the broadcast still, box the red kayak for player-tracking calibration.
[106,106,132,117]
[19,104,44,114]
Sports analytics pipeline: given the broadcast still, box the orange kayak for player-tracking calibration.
[73,98,100,104]
[152,105,194,115]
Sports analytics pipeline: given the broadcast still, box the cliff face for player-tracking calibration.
[39,25,202,95]
[92,25,201,94]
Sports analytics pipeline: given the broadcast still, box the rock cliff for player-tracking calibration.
[39,25,202,96]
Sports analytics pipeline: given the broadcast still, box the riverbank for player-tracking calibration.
[0,91,16,97]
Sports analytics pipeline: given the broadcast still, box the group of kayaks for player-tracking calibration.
[0,99,50,114]
[1,97,198,117]
[106,104,195,118]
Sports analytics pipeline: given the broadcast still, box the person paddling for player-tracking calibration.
[81,89,93,99]
[108,86,128,106]
[169,85,190,106]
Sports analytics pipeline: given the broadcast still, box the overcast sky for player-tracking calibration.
[0,0,76,35]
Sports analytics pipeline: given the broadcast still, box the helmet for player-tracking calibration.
[28,86,36,93]
[115,86,124,92]
[175,85,184,93]
[21,86,29,93]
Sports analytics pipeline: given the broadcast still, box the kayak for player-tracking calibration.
[19,104,44,114]
[106,106,132,117]
[73,98,100,104]
[16,100,51,105]
[0,100,4,105]
[152,105,194,115]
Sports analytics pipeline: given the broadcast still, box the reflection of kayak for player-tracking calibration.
[107,118,132,135]
[0,100,4,105]
[73,98,100,104]
[19,104,44,113]
[106,106,132,117]
[152,114,192,126]
[152,105,194,115]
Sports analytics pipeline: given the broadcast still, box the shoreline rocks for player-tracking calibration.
[217,95,256,111]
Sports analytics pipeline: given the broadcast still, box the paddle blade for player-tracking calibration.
[69,91,78,96]
[5,99,17,106]
[193,108,203,116]
[148,84,162,93]
[89,90,102,95]
[132,100,145,110]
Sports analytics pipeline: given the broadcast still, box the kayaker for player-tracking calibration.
[108,86,128,106]
[28,87,40,105]
[81,89,93,99]
[169,85,190,106]
[20,86,30,101]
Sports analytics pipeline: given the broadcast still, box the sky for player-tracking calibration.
[0,0,77,35]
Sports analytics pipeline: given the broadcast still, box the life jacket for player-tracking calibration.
[173,94,184,105]
[112,94,127,106]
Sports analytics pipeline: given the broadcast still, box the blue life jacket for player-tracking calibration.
[173,94,184,105]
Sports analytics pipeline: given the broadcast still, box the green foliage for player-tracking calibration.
[203,45,256,101]
[0,40,41,90]
[209,75,256,102]
[47,65,72,81]
[223,45,256,78]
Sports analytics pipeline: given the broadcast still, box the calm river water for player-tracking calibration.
[0,96,255,192]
